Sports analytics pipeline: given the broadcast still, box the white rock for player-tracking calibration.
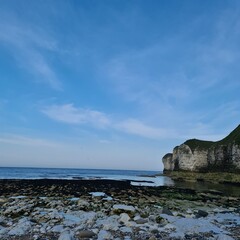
[6,221,13,226]
[216,234,235,240]
[213,208,226,213]
[69,198,79,201]
[164,223,176,230]
[40,226,46,234]
[90,192,106,197]
[33,234,39,240]
[125,221,136,227]
[186,209,193,214]
[63,211,96,227]
[119,213,130,224]
[9,196,27,199]
[96,215,119,231]
[113,204,135,212]
[51,225,64,233]
[91,228,99,234]
[120,226,132,233]
[39,197,47,200]
[58,230,75,240]
[97,229,112,239]
[133,215,141,221]
[103,196,113,201]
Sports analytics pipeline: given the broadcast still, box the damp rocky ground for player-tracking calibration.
[0,179,239,240]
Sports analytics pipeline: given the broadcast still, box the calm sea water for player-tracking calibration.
[0,167,174,187]
[0,167,239,195]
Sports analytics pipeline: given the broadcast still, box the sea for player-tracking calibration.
[0,167,174,187]
[1,167,239,195]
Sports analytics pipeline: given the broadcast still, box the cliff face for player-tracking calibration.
[162,125,240,173]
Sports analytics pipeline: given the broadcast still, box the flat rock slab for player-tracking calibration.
[113,204,135,212]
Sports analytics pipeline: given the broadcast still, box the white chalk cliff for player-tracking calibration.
[162,125,240,172]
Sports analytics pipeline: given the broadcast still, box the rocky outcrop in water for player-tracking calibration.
[162,125,240,172]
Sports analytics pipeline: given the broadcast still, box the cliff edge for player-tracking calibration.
[162,125,240,173]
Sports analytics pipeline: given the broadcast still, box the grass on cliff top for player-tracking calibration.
[166,171,240,185]
[184,124,240,151]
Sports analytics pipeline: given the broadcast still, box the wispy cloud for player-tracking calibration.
[0,12,62,90]
[41,103,177,140]
[42,104,111,128]
[116,119,175,139]
[0,134,60,147]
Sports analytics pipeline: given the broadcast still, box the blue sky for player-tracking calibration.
[1,0,240,170]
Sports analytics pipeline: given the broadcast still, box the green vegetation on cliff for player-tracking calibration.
[184,124,240,151]
[218,124,240,145]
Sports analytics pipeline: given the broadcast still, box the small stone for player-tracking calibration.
[162,207,173,216]
[90,192,106,197]
[77,199,89,208]
[113,204,135,212]
[120,226,132,233]
[40,227,46,234]
[103,196,113,201]
[195,210,208,218]
[186,209,193,214]
[51,225,64,233]
[119,213,130,224]
[148,236,157,240]
[0,198,7,204]
[97,230,112,240]
[33,234,39,240]
[78,230,96,238]
[135,218,148,224]
[69,197,80,201]
[155,216,164,224]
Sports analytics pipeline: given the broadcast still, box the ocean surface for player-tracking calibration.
[0,167,239,195]
[0,167,174,187]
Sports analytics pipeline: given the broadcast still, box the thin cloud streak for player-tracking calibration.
[0,12,62,90]
[99,8,240,138]
[42,104,234,141]
[42,104,111,128]
[41,104,177,140]
[115,119,175,140]
[0,134,60,147]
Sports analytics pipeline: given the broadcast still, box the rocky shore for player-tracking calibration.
[0,179,240,240]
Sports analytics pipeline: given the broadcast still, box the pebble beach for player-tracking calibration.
[0,179,239,240]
